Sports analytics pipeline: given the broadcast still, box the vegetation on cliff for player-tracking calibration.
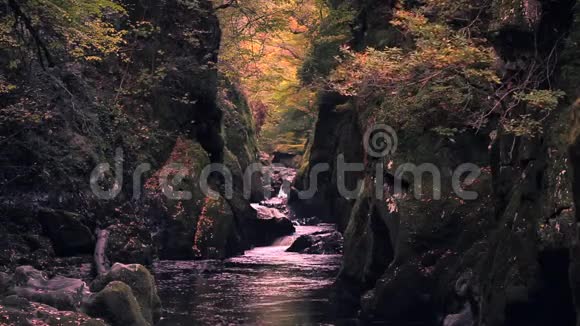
[215,0,325,153]
[1,0,580,325]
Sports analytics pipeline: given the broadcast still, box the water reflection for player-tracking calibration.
[154,225,344,325]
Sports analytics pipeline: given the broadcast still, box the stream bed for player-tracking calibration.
[154,224,346,325]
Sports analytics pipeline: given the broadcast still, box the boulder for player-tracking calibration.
[251,204,288,219]
[193,196,247,259]
[37,208,95,256]
[147,138,211,260]
[286,235,315,253]
[286,231,343,254]
[12,265,90,311]
[91,263,161,325]
[84,281,149,326]
[251,215,296,246]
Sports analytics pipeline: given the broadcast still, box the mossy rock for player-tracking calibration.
[150,139,212,259]
[193,196,241,259]
[91,263,161,325]
[219,77,260,171]
[85,281,149,326]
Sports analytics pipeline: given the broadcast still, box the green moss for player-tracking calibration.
[193,196,236,259]
[91,264,161,324]
[299,3,355,82]
[218,77,259,168]
[85,281,148,326]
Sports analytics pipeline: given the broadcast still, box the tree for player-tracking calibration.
[215,0,323,152]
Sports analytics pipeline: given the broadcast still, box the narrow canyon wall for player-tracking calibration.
[295,0,580,324]
[0,0,264,269]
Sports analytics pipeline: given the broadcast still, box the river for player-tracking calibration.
[154,224,347,325]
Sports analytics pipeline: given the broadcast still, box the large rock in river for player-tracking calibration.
[286,231,343,254]
[248,204,296,246]
[90,263,161,325]
[85,281,149,326]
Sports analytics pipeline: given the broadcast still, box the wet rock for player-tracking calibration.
[263,166,297,198]
[12,265,90,311]
[85,281,149,326]
[193,197,245,259]
[287,231,343,254]
[37,208,95,256]
[251,215,296,246]
[455,271,473,298]
[159,217,197,260]
[296,216,321,226]
[90,263,161,324]
[251,204,288,220]
[258,197,290,214]
[286,235,315,252]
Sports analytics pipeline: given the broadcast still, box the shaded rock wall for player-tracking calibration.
[296,0,580,324]
[0,0,264,266]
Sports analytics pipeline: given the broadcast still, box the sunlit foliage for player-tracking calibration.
[1,0,126,66]
[329,7,499,133]
[216,0,323,152]
[327,1,566,137]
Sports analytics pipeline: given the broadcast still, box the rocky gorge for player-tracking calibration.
[0,0,580,325]
[291,0,580,325]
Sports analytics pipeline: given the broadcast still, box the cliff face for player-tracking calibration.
[295,0,580,324]
[0,0,264,268]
